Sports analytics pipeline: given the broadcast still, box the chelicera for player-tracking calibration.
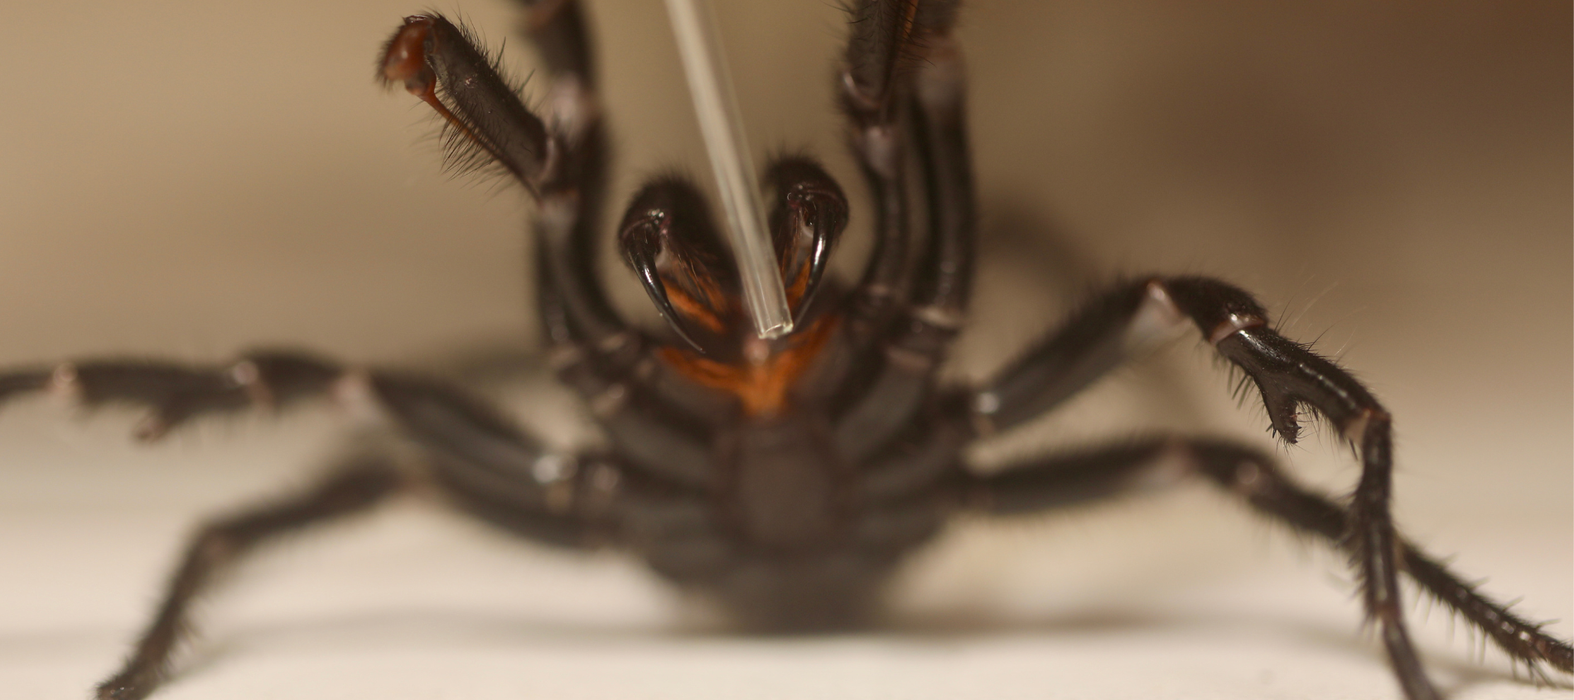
[3,2,1567,699]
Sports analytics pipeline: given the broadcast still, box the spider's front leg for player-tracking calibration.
[0,351,624,700]
[960,276,1572,699]
[837,0,965,333]
[829,0,976,463]
[382,9,741,488]
[0,351,597,519]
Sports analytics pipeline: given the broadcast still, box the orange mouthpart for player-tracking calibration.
[658,314,838,417]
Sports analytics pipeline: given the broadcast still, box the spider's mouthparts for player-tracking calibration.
[626,243,706,355]
[618,178,747,354]
[765,157,849,325]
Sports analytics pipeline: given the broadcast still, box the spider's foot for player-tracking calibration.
[95,666,159,700]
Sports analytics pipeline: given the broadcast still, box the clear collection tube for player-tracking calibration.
[664,0,794,339]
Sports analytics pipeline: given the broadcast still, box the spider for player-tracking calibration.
[1,1,1568,699]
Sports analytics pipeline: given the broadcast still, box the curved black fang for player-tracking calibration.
[631,254,706,354]
[794,215,836,325]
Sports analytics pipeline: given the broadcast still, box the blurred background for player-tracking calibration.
[0,1,1567,699]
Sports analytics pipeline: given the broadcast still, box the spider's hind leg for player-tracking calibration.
[963,436,1573,686]
[95,450,405,700]
[93,427,622,700]
[962,275,1572,699]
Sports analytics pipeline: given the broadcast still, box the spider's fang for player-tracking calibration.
[800,230,833,313]
[631,252,706,354]
[765,157,849,324]
[620,210,703,352]
[618,178,743,352]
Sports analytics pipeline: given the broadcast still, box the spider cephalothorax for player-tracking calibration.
[4,2,1568,700]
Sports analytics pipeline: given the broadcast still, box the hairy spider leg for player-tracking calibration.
[0,352,610,526]
[511,2,749,481]
[960,275,1574,699]
[382,9,732,488]
[827,0,974,465]
[965,436,1574,685]
[378,12,616,343]
[93,454,405,700]
[0,350,623,700]
[837,0,927,341]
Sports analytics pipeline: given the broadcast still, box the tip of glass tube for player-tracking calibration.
[754,318,794,339]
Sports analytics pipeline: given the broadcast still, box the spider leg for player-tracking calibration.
[964,275,1556,700]
[508,3,768,478]
[908,9,973,321]
[0,351,553,482]
[831,1,973,462]
[92,425,629,700]
[840,0,946,332]
[513,1,620,350]
[94,452,403,700]
[963,436,1573,689]
[497,2,696,417]
[968,278,1196,434]
[6,348,701,538]
[379,10,615,344]
[7,351,632,698]
[381,9,618,378]
[381,9,734,485]
[0,347,700,545]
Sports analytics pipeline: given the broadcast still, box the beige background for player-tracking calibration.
[0,1,1568,699]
